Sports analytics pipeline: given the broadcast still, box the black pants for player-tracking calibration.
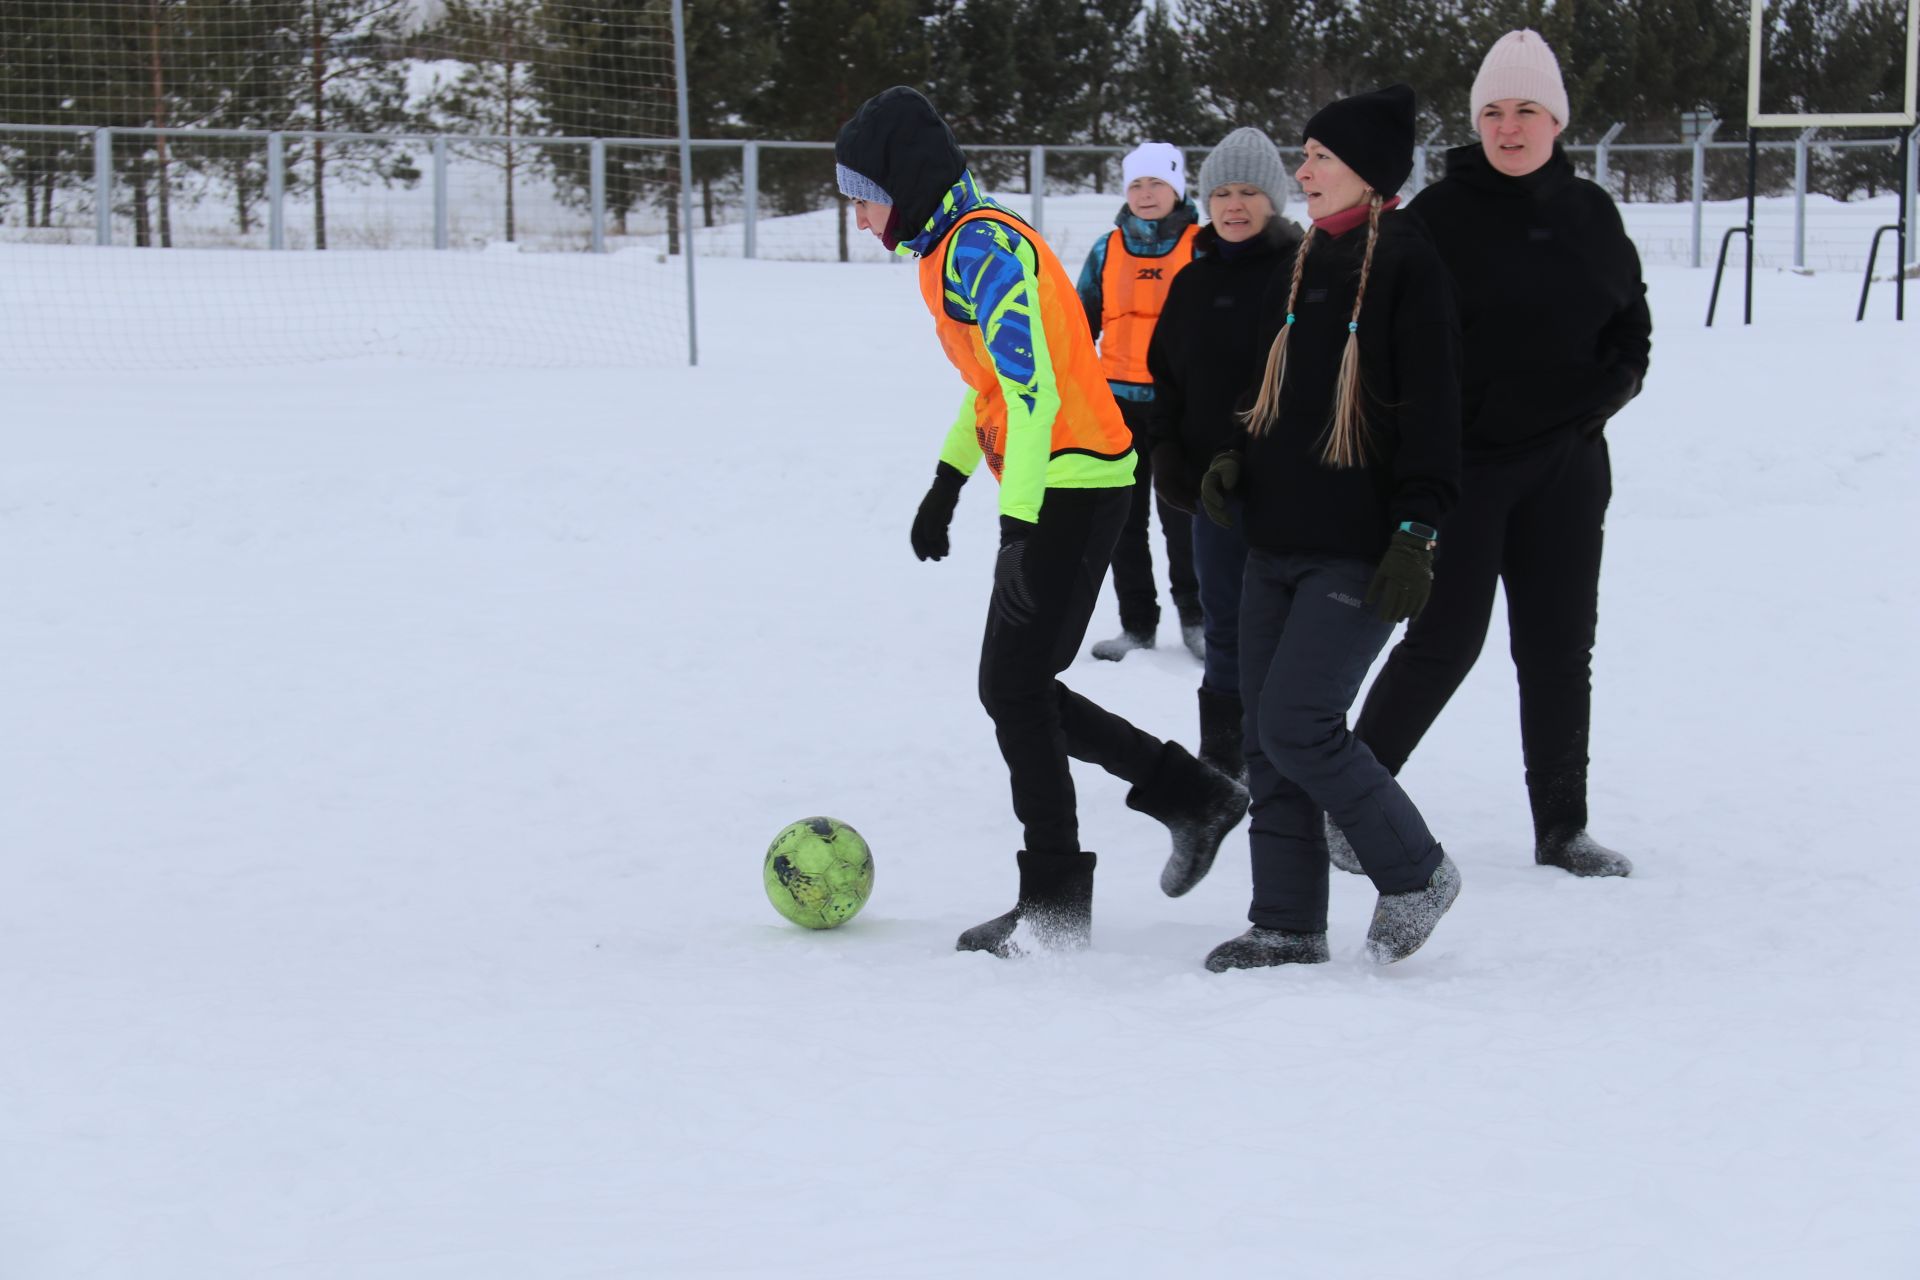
[1355,430,1611,838]
[1190,506,1248,694]
[1241,551,1443,932]
[979,485,1165,855]
[1109,399,1199,634]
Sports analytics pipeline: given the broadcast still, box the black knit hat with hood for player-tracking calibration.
[834,86,967,252]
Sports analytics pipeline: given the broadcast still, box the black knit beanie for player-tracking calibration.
[1302,84,1417,198]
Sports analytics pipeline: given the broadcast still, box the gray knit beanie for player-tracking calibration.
[1197,127,1289,216]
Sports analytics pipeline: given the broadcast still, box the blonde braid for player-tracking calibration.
[1240,224,1316,438]
[1319,194,1385,468]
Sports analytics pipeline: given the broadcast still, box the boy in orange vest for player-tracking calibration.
[1076,142,1204,664]
[834,87,1247,955]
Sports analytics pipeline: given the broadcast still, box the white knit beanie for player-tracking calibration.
[1122,141,1186,195]
[1471,29,1570,126]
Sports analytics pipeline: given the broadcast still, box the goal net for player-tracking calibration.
[0,0,693,371]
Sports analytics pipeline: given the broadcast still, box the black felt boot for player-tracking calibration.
[1125,740,1249,898]
[1204,927,1330,972]
[956,850,1096,957]
[1529,769,1631,877]
[1197,686,1246,783]
[1536,828,1633,877]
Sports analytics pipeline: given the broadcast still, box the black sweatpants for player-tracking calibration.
[1109,399,1199,635]
[979,485,1165,856]
[1241,551,1443,932]
[1355,429,1611,838]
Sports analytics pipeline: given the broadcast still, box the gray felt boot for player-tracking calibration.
[1204,927,1331,972]
[1365,853,1461,965]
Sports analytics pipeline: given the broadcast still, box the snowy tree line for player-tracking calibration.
[825,0,1913,202]
[2,0,1913,247]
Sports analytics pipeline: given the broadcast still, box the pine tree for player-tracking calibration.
[1180,0,1321,139]
[1621,0,1744,196]
[925,0,1024,186]
[1010,0,1090,149]
[760,0,930,259]
[1077,0,1143,191]
[1125,0,1213,151]
[534,0,680,238]
[295,0,416,249]
[1535,0,1638,143]
[425,0,544,242]
[171,0,306,237]
[682,0,780,229]
[1807,0,1912,198]
[0,1,96,228]
[29,0,181,245]
[1350,0,1472,139]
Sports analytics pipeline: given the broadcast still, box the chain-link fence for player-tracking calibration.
[8,123,1917,272]
[678,132,1916,274]
[3,121,1914,370]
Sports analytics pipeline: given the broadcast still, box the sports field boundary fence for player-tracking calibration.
[7,122,1918,274]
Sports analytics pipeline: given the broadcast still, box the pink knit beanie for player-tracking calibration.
[1470,30,1570,126]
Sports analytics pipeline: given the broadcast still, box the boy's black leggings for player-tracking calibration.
[978,485,1164,855]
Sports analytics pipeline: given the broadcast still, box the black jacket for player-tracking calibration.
[1238,209,1461,560]
[1407,143,1651,456]
[1145,219,1304,493]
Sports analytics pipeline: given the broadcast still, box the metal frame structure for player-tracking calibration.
[1748,0,1920,128]
[670,0,696,367]
[1717,0,1919,324]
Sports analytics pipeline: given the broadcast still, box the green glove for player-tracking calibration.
[1366,529,1435,624]
[1199,451,1243,529]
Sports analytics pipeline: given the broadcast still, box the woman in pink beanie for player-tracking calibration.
[1338,29,1652,879]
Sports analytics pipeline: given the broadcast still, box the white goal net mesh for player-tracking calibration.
[0,0,690,370]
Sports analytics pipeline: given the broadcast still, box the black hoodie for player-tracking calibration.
[1234,210,1462,562]
[1407,143,1651,456]
[1145,218,1305,489]
[833,87,966,252]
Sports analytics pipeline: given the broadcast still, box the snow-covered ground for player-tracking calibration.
[4,255,1916,1278]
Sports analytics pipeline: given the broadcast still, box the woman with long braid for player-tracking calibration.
[1196,86,1465,970]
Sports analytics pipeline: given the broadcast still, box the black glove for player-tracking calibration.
[991,515,1038,627]
[910,462,968,561]
[1365,529,1435,624]
[1199,450,1243,529]
[1151,443,1198,515]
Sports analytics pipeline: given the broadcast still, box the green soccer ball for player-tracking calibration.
[763,817,874,929]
